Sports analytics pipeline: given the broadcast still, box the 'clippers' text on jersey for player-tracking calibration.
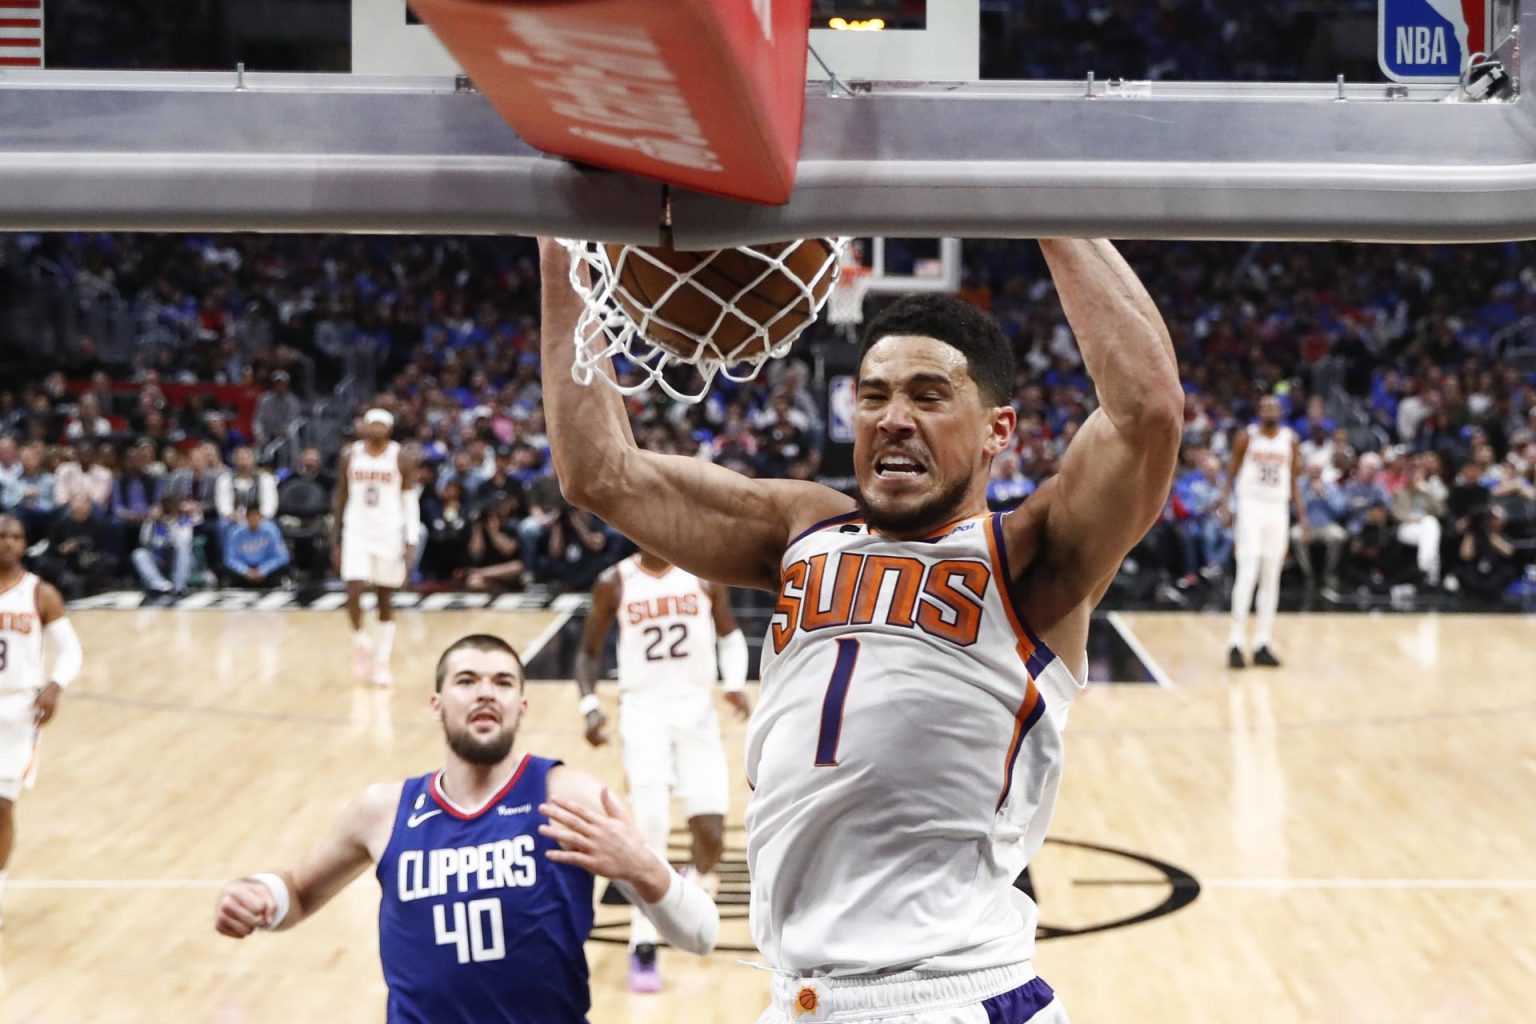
[376,756,594,1024]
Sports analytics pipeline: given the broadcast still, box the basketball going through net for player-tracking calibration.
[560,238,846,403]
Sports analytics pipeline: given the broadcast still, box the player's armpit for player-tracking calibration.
[562,452,852,592]
[1012,406,1180,627]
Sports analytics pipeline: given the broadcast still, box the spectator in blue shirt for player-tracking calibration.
[986,452,1035,511]
[1291,463,1348,590]
[1339,453,1391,534]
[1,441,55,538]
[111,442,161,549]
[223,507,291,587]
[1179,449,1232,580]
[132,494,195,596]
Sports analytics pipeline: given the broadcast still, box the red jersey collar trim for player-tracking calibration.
[428,754,529,820]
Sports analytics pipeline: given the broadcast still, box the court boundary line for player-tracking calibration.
[519,606,577,665]
[1200,877,1536,891]
[1106,611,1173,688]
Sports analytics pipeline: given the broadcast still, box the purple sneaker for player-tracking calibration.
[628,943,662,993]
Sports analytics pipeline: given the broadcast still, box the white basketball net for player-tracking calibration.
[559,238,846,403]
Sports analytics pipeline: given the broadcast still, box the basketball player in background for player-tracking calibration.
[575,550,750,992]
[332,409,420,686]
[539,237,1181,1023]
[214,634,718,1024]
[0,514,83,928]
[1220,395,1307,668]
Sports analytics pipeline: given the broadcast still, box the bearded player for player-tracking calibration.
[540,238,1180,1023]
[214,634,718,1024]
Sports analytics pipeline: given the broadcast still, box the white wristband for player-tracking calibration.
[578,694,601,718]
[251,872,291,930]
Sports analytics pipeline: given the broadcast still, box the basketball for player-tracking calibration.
[602,239,839,363]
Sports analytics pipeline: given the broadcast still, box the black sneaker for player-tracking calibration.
[1253,646,1281,667]
[1227,647,1246,669]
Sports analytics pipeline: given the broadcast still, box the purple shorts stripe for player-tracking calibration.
[982,977,1056,1024]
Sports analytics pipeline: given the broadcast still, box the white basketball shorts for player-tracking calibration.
[619,687,729,818]
[1235,502,1290,564]
[757,964,1067,1024]
[0,690,41,802]
[341,535,406,589]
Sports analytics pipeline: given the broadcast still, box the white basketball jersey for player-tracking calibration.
[1236,425,1294,506]
[344,441,404,543]
[0,573,45,693]
[614,557,717,693]
[747,512,1085,977]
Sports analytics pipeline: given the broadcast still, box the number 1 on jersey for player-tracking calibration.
[815,638,860,767]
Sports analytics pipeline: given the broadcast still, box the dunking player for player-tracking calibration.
[1220,395,1306,668]
[0,514,83,928]
[540,238,1181,1022]
[213,634,718,1024]
[575,550,750,991]
[333,409,420,686]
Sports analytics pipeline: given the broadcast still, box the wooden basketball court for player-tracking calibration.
[0,607,1531,1023]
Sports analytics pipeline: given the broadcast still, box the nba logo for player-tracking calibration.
[829,376,856,445]
[1378,0,1491,82]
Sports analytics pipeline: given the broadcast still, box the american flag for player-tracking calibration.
[0,0,42,69]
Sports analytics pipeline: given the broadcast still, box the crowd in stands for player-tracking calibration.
[2,232,1535,607]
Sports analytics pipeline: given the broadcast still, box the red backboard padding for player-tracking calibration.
[408,0,811,206]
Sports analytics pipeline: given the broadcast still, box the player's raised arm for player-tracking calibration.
[214,781,395,938]
[538,239,851,591]
[1014,239,1183,622]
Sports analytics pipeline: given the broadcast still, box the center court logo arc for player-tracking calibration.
[590,830,1200,952]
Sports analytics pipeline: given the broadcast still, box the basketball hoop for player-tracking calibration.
[826,263,872,329]
[560,238,846,404]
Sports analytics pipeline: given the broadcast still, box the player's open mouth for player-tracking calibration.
[470,709,500,725]
[874,456,927,480]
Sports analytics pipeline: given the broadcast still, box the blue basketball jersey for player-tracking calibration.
[376,755,595,1024]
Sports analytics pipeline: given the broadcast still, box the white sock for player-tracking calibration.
[375,621,396,666]
[353,629,372,651]
[0,869,8,901]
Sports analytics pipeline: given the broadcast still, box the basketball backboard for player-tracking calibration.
[353,0,460,76]
[3,0,1536,242]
